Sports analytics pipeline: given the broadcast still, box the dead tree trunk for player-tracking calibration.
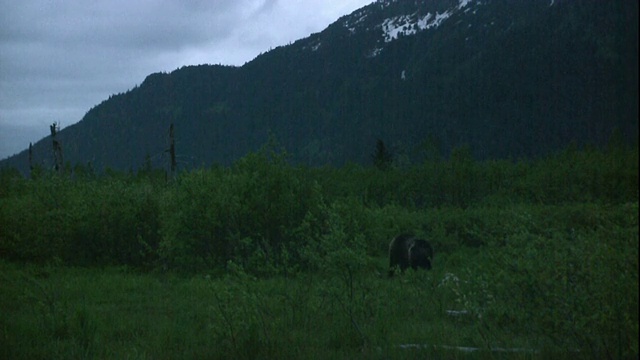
[28,142,34,177]
[169,123,176,179]
[50,122,63,173]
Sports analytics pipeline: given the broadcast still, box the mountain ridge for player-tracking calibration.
[1,0,637,173]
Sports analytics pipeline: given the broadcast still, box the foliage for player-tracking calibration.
[1,144,637,266]
[372,139,393,171]
[1,206,637,359]
[0,145,637,357]
[0,173,162,267]
[158,145,324,274]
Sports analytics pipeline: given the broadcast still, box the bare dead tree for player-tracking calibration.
[50,122,63,173]
[28,142,34,177]
[168,123,176,179]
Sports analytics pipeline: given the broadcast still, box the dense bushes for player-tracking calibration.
[1,201,637,358]
[0,144,637,271]
[158,150,325,273]
[0,175,161,267]
[0,144,637,358]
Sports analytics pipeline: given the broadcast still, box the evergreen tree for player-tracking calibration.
[372,139,392,170]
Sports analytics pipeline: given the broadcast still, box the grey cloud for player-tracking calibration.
[0,0,373,160]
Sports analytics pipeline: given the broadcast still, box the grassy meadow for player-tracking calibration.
[0,143,638,359]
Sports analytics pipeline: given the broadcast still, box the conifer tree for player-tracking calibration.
[372,139,392,170]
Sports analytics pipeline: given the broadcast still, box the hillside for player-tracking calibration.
[1,0,637,173]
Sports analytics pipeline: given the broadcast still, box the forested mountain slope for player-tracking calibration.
[2,0,637,172]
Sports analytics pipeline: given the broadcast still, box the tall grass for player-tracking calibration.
[0,144,637,358]
[1,200,637,358]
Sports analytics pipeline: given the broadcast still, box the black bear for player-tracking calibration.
[388,234,433,277]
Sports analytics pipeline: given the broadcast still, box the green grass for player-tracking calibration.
[0,262,526,359]
[2,201,637,359]
[0,146,637,359]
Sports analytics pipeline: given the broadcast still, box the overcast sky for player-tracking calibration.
[0,0,373,160]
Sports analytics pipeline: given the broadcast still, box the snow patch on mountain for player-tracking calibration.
[366,47,383,58]
[380,0,481,43]
[313,0,485,57]
[458,0,472,9]
[382,11,453,43]
[344,9,369,34]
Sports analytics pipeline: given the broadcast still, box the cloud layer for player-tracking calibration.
[0,0,372,159]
